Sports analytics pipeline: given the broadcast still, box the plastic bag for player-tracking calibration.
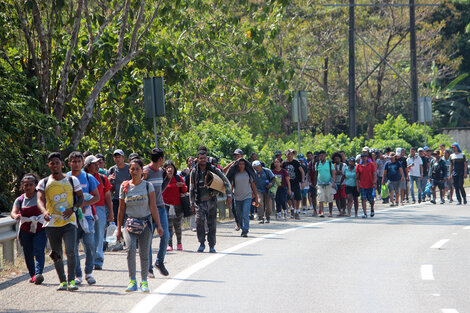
[381,184,389,199]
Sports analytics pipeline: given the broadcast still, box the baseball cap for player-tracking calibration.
[396,148,402,154]
[285,149,297,156]
[128,152,140,160]
[348,157,356,162]
[432,150,439,156]
[252,160,262,167]
[298,153,305,159]
[113,149,125,156]
[274,150,282,156]
[84,155,100,167]
[95,153,105,161]
[360,152,368,157]
[390,152,396,157]
[423,146,430,151]
[233,149,244,155]
[417,147,424,152]
[362,146,370,152]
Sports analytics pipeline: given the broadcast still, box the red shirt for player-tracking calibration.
[356,161,376,189]
[272,169,290,188]
[93,173,113,207]
[162,175,187,206]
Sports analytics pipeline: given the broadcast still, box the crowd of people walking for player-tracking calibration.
[10,142,468,292]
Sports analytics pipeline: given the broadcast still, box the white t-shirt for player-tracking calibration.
[407,155,423,177]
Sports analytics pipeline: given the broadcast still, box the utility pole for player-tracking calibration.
[348,0,356,139]
[409,0,419,122]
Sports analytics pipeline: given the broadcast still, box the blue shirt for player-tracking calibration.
[343,166,357,187]
[384,161,402,182]
[254,168,274,193]
[67,170,100,217]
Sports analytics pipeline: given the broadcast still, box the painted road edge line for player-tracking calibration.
[129,219,336,313]
[464,226,470,230]
[431,239,450,249]
[441,309,459,313]
[421,265,434,280]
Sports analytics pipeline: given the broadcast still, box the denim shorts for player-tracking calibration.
[360,188,374,203]
[388,180,401,192]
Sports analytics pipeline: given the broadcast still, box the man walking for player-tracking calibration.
[382,152,405,206]
[356,152,377,218]
[108,149,130,224]
[84,155,114,270]
[37,152,84,291]
[407,148,423,204]
[143,148,170,277]
[307,152,319,215]
[252,160,275,224]
[429,150,447,204]
[190,150,232,253]
[67,151,100,285]
[282,149,305,219]
[448,142,467,205]
[314,151,335,217]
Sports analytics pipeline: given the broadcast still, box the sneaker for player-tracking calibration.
[464,199,467,205]
[412,200,416,204]
[148,269,155,278]
[94,265,102,270]
[140,280,150,293]
[362,214,367,218]
[209,247,216,253]
[197,244,205,253]
[29,276,35,283]
[241,233,248,237]
[370,210,375,218]
[457,201,462,205]
[75,277,82,285]
[390,203,395,207]
[449,199,453,203]
[258,219,264,224]
[67,280,79,291]
[249,214,254,220]
[234,226,240,231]
[56,282,67,291]
[430,199,436,204]
[155,262,169,276]
[440,199,445,204]
[166,245,173,252]
[265,219,270,224]
[177,244,183,251]
[126,279,138,292]
[86,275,96,285]
[294,212,300,219]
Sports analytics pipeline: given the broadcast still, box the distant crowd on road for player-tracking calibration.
[10,142,468,293]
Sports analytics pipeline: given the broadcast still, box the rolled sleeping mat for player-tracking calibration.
[205,171,226,194]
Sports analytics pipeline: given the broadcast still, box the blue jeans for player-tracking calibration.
[19,229,47,277]
[235,198,251,235]
[409,176,422,202]
[93,206,107,267]
[149,206,169,270]
[75,217,95,277]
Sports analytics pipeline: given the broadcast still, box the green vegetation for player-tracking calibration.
[0,0,468,211]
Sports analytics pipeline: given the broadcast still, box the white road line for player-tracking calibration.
[463,226,470,230]
[421,265,434,280]
[431,239,450,249]
[130,219,335,313]
[441,309,459,313]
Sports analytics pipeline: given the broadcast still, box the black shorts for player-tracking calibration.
[290,181,302,201]
[432,179,445,190]
[345,186,359,197]
[309,185,317,197]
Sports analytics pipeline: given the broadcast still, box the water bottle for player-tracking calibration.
[59,206,68,220]
[105,222,117,243]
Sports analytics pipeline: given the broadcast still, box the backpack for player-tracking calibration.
[431,159,445,180]
[121,180,150,195]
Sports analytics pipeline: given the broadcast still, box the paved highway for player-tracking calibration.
[1,201,470,313]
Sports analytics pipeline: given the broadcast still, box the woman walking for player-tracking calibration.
[227,158,258,237]
[162,161,187,251]
[342,158,359,217]
[116,158,164,293]
[10,174,47,284]
[271,158,291,219]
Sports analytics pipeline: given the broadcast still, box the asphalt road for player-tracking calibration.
[1,200,470,313]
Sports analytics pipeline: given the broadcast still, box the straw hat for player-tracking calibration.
[205,171,226,194]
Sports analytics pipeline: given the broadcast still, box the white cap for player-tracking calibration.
[362,146,370,152]
[252,160,262,167]
[396,148,402,154]
[84,155,100,167]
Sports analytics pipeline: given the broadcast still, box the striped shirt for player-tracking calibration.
[143,164,165,208]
